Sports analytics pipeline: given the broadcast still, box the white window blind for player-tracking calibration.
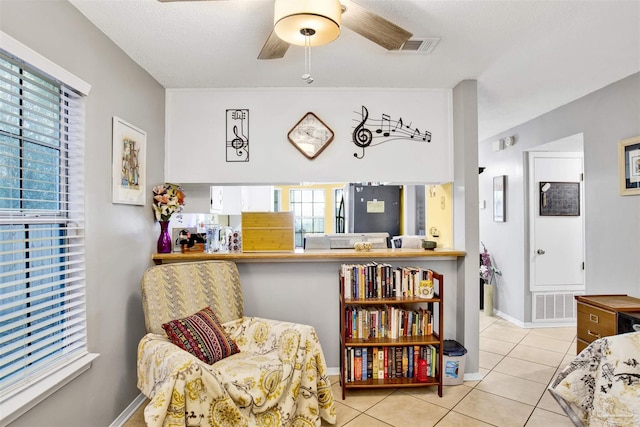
[0,50,88,400]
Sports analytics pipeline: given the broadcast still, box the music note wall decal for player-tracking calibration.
[352,106,373,159]
[226,109,249,162]
[351,105,432,159]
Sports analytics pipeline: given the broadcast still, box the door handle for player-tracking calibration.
[537,249,545,255]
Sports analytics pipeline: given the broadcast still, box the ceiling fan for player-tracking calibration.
[156,0,413,60]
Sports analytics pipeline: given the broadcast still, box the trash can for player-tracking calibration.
[442,340,467,385]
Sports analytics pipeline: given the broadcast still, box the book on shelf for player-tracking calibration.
[354,348,363,381]
[395,346,403,378]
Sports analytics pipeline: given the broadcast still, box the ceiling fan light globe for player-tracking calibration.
[274,0,341,46]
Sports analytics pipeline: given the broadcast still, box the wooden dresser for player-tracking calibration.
[575,294,640,354]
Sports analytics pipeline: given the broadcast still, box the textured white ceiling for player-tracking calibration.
[69,0,640,140]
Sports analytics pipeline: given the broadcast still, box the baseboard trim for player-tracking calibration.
[109,393,147,427]
[326,366,340,376]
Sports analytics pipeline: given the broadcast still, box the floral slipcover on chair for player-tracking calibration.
[548,332,640,426]
[137,261,336,426]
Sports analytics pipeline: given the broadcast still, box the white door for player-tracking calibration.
[529,152,585,292]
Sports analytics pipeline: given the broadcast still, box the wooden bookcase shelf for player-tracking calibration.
[339,265,443,399]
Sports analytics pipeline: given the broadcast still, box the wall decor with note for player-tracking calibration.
[352,105,432,159]
[166,88,451,184]
[226,109,249,162]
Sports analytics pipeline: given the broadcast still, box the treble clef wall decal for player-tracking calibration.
[226,109,249,162]
[230,125,246,157]
[352,105,373,159]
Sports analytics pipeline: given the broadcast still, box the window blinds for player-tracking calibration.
[0,51,87,396]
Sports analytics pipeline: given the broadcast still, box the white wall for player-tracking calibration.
[479,73,640,324]
[166,88,453,184]
[1,1,165,426]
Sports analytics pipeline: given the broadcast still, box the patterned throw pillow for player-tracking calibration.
[162,306,240,364]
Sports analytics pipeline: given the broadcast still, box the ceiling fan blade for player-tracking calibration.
[341,1,412,50]
[258,30,290,60]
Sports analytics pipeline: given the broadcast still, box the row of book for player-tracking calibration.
[344,345,438,383]
[341,263,436,300]
[345,306,433,340]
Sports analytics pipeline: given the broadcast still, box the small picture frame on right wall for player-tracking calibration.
[493,175,506,222]
[619,136,640,196]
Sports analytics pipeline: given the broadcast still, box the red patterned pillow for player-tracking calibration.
[162,306,239,364]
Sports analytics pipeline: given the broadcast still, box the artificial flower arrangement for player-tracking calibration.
[152,183,185,221]
[480,242,502,285]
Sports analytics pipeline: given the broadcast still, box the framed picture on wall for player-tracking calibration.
[493,175,506,222]
[619,136,640,196]
[112,116,146,205]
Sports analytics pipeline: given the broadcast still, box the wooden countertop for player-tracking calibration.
[152,248,466,264]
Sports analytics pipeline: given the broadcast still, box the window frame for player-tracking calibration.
[289,188,326,248]
[0,32,97,425]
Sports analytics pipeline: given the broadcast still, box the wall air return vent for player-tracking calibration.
[532,291,584,322]
[400,38,440,53]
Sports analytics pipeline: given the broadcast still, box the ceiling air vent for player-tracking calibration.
[400,38,440,54]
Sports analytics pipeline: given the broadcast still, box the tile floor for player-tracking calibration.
[123,313,577,427]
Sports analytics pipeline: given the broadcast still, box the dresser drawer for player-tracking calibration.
[577,303,616,344]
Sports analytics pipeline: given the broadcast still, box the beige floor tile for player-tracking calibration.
[508,344,565,367]
[333,382,396,412]
[436,411,495,426]
[343,413,393,427]
[475,371,548,406]
[453,389,534,427]
[400,384,473,409]
[525,407,574,427]
[560,353,576,369]
[519,334,572,354]
[536,389,566,415]
[479,313,499,331]
[529,326,576,342]
[324,400,361,427]
[122,401,147,427]
[479,350,504,370]
[492,356,557,385]
[479,336,517,355]
[328,374,341,385]
[365,393,449,427]
[478,367,489,379]
[481,324,529,344]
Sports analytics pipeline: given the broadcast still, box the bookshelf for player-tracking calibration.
[339,264,444,399]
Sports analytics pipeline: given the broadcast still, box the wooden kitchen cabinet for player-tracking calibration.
[575,294,640,354]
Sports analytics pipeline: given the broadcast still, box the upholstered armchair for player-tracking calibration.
[137,260,336,426]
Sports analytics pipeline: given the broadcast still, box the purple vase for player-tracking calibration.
[157,220,172,253]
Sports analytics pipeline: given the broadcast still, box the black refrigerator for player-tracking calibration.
[342,184,402,242]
